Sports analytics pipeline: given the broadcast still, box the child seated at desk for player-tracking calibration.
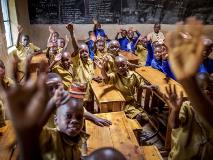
[93,18,108,40]
[96,55,156,125]
[47,26,60,48]
[85,31,96,60]
[115,28,128,51]
[126,28,141,53]
[135,36,148,65]
[151,43,175,79]
[165,17,213,160]
[14,25,41,82]
[46,72,111,128]
[94,37,108,59]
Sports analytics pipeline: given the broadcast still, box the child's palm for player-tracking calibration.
[166,17,204,80]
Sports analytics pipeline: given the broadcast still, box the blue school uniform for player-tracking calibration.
[118,37,128,51]
[94,29,106,38]
[203,58,213,74]
[86,40,95,60]
[145,42,154,66]
[126,31,141,53]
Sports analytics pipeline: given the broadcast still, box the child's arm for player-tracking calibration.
[47,26,55,46]
[16,25,23,48]
[66,23,79,57]
[0,61,50,160]
[164,85,184,129]
[92,18,98,32]
[62,35,70,52]
[94,56,109,82]
[115,30,120,40]
[145,41,154,66]
[166,17,213,126]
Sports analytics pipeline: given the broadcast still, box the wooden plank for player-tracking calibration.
[136,67,187,99]
[86,112,143,159]
[127,118,142,130]
[86,114,113,154]
[91,81,126,103]
[142,146,163,160]
[120,51,139,64]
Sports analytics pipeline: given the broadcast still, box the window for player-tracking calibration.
[1,0,13,47]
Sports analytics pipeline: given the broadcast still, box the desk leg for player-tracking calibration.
[144,89,151,113]
[165,110,172,150]
[137,88,143,106]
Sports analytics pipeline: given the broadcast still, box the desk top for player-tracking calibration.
[86,111,142,159]
[136,66,187,98]
[90,81,126,103]
[120,51,139,64]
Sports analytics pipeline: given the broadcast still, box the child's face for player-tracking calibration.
[55,99,84,137]
[47,78,63,96]
[57,39,65,48]
[96,23,101,30]
[154,46,162,60]
[108,41,120,55]
[202,45,212,59]
[97,41,105,52]
[154,25,160,33]
[21,36,30,47]
[52,32,59,42]
[79,45,89,61]
[121,30,127,38]
[115,60,128,76]
[61,52,71,70]
[127,30,134,39]
[0,67,5,80]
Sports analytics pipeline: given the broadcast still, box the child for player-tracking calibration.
[0,60,14,127]
[85,31,96,60]
[47,26,60,48]
[126,28,141,53]
[151,43,175,79]
[135,36,148,65]
[115,29,128,51]
[14,25,41,81]
[49,51,74,90]
[94,37,108,59]
[165,17,213,159]
[93,18,108,40]
[46,72,111,127]
[147,23,165,43]
[96,55,156,125]
[57,36,69,53]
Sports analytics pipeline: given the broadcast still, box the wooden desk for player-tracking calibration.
[120,51,139,65]
[136,66,187,150]
[90,81,126,113]
[136,66,187,102]
[86,111,163,160]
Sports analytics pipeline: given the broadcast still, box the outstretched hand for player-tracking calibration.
[166,17,204,80]
[164,84,184,113]
[66,23,74,33]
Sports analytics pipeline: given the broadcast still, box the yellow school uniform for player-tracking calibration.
[0,77,14,127]
[14,43,40,81]
[52,64,74,90]
[74,57,94,102]
[40,128,89,160]
[169,101,213,160]
[135,45,147,66]
[104,71,148,119]
[148,31,165,42]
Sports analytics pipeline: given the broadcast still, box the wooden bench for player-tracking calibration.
[90,81,126,113]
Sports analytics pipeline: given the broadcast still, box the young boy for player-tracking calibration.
[165,17,213,160]
[147,23,165,43]
[135,36,148,65]
[96,55,156,125]
[85,31,96,60]
[93,19,108,40]
[47,26,60,48]
[126,28,141,53]
[14,25,41,81]
[0,60,14,127]
[46,72,111,127]
[49,51,74,90]
[94,37,108,59]
[115,29,128,51]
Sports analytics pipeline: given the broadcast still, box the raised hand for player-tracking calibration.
[49,26,55,33]
[166,17,204,80]
[17,25,23,34]
[92,18,98,24]
[54,53,62,62]
[164,84,184,113]
[66,23,74,33]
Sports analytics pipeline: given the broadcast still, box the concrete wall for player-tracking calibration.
[8,0,213,52]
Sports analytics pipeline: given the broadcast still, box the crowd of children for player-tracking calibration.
[0,17,213,160]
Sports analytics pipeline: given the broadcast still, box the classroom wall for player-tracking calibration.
[8,0,213,53]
